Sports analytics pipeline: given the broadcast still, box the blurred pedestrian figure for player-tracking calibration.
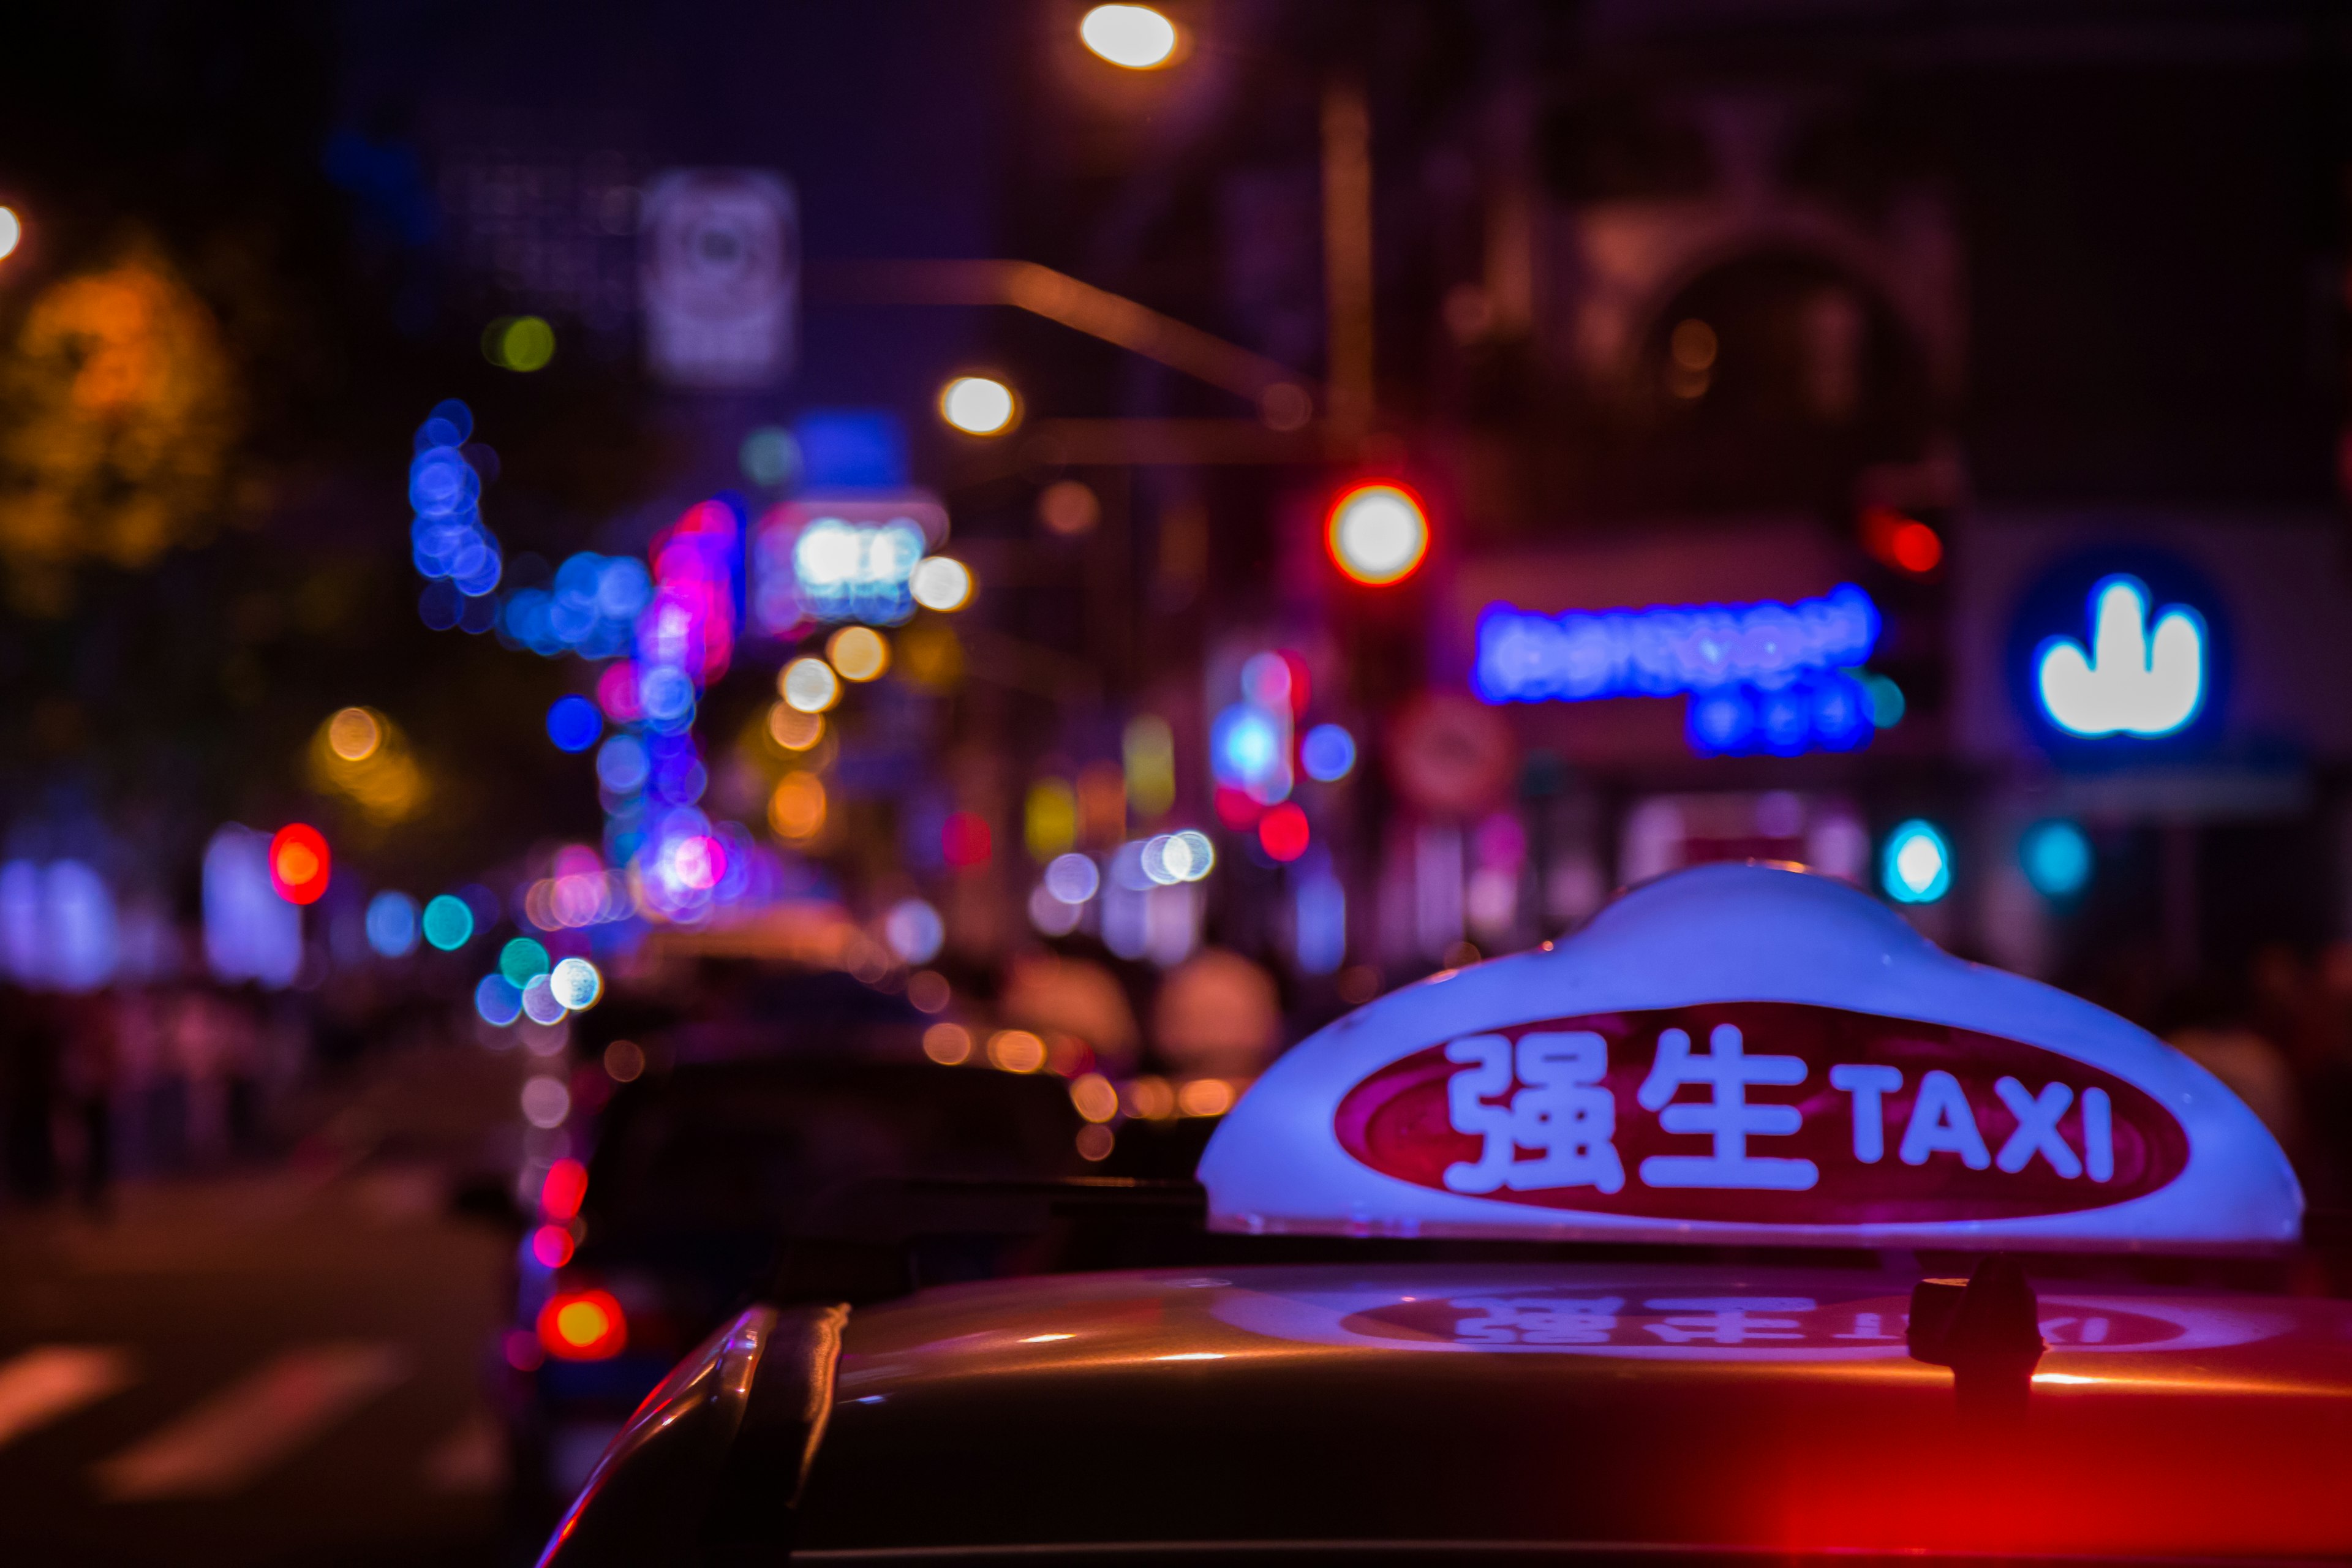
[58,989,118,1212]
[1,982,62,1202]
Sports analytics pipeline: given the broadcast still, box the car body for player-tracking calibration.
[535,865,2344,1565]
[504,1054,1084,1506]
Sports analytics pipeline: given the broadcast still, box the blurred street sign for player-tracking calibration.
[640,169,797,388]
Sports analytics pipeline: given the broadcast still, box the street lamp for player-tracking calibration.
[1079,5,1180,70]
[940,375,1020,436]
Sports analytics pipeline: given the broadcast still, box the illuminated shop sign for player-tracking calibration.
[1198,862,2298,1249]
[2007,547,2225,753]
[749,493,951,632]
[1473,586,1880,756]
[2036,576,2206,738]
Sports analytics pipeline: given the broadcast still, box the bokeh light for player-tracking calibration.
[1257,803,1311,862]
[475,973,523,1027]
[1070,1073,1120,1123]
[781,657,840,714]
[540,1158,588,1221]
[1038,479,1100,537]
[0,207,20,262]
[1079,4,1180,68]
[546,694,604,753]
[604,1039,644,1082]
[484,315,556,372]
[987,1028,1047,1073]
[1300,723,1357,782]
[520,1074,570,1128]
[827,625,889,682]
[883,898,944,965]
[537,1291,625,1360]
[422,892,475,951]
[364,891,419,958]
[769,772,827,840]
[1044,852,1100,903]
[910,556,973,612]
[326,707,382,762]
[767,704,824,752]
[268,824,331,905]
[942,811,992,868]
[1882,820,1952,904]
[2022,820,2092,899]
[521,973,567,1025]
[922,1022,973,1065]
[550,956,603,1009]
[939,375,1018,435]
[1327,483,1430,586]
[740,425,800,488]
[500,937,552,987]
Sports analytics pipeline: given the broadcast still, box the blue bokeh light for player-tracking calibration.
[474,972,523,1027]
[1882,820,1953,905]
[547,695,605,753]
[2021,820,2092,899]
[1300,723,1357,783]
[365,891,420,957]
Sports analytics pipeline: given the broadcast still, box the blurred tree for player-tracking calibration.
[0,239,244,612]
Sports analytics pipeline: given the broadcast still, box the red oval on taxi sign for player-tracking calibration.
[1333,1001,2189,1225]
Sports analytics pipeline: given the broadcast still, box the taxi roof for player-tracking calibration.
[795,1262,2352,1561]
[1200,863,2300,1253]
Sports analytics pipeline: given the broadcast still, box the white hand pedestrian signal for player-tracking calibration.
[2035,575,2205,738]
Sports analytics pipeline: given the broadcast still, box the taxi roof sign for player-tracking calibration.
[1199,862,2300,1251]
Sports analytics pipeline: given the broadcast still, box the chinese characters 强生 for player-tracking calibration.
[1442,1025,2117,1195]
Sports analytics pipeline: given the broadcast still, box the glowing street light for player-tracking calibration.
[1079,5,1180,69]
[940,375,1019,436]
[1327,482,1428,586]
[0,207,21,262]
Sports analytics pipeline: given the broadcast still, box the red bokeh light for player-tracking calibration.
[1213,786,1262,828]
[268,824,331,905]
[942,811,992,868]
[540,1158,588,1222]
[1860,504,1943,576]
[537,1289,627,1361]
[1258,802,1311,862]
[1890,520,1943,573]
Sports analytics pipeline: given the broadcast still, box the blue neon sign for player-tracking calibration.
[1474,585,1881,756]
[2006,547,2226,756]
[2035,576,2206,739]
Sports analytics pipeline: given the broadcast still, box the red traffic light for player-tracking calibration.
[1861,505,1943,576]
[268,823,331,905]
[1327,482,1429,586]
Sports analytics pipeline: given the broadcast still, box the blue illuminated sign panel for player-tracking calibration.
[2035,576,2206,739]
[2006,548,2226,755]
[1472,585,1881,757]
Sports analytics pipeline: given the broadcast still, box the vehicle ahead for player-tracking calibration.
[535,865,2344,1567]
[505,1052,1084,1507]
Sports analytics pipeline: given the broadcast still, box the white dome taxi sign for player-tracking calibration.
[1199,863,2300,1250]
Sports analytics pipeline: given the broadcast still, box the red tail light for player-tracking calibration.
[538,1289,628,1360]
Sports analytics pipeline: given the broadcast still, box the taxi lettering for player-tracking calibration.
[1333,1000,2188,1224]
